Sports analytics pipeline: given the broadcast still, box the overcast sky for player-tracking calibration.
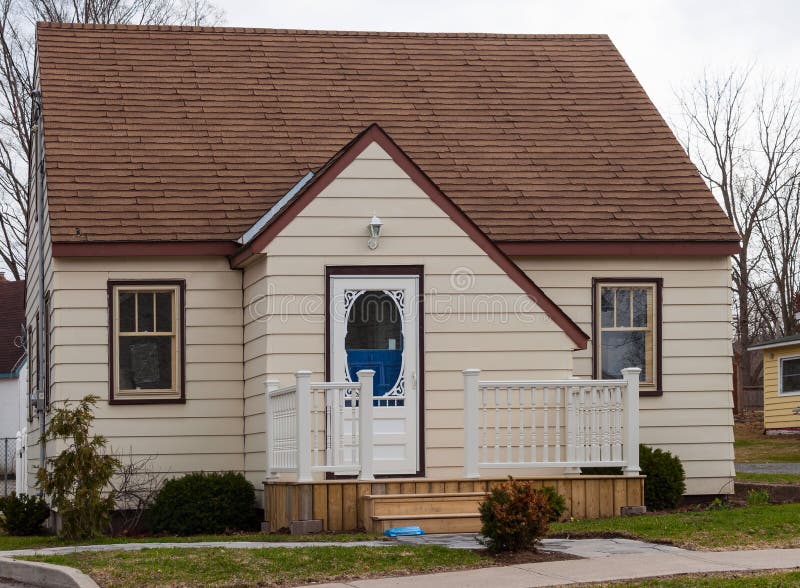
[5,1,796,277]
[221,0,800,124]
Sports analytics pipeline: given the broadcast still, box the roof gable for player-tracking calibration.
[36,24,739,249]
[234,124,589,350]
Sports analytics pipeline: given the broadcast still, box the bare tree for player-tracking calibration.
[753,173,800,337]
[0,0,225,278]
[109,450,163,535]
[677,69,800,386]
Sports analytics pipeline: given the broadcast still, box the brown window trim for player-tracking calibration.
[591,277,663,397]
[325,265,426,478]
[107,279,186,405]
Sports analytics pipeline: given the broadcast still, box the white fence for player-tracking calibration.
[265,370,375,482]
[463,368,641,477]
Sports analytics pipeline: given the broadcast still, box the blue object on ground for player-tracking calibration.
[384,526,425,537]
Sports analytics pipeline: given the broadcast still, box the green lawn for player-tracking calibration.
[736,472,800,485]
[0,531,382,552]
[22,545,489,588]
[598,569,800,587]
[551,504,800,550]
[734,422,800,463]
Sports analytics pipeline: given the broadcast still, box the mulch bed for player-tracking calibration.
[488,549,580,565]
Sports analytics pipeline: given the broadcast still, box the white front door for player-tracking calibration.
[330,275,419,475]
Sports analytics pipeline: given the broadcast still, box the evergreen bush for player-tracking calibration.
[0,493,49,535]
[640,445,686,511]
[148,472,257,535]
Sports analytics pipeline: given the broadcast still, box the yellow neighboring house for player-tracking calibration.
[750,335,800,433]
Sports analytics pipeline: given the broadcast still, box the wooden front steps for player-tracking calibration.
[371,513,482,534]
[363,492,486,534]
[263,475,645,533]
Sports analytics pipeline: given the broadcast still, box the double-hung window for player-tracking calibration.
[594,279,661,394]
[110,281,184,403]
[780,356,800,396]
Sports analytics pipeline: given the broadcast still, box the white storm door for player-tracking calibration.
[330,275,419,476]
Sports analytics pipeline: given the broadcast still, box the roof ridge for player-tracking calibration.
[35,21,610,39]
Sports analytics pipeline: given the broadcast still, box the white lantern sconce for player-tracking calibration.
[367,214,383,250]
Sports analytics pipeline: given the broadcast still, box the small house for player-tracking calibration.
[750,335,800,433]
[23,23,740,532]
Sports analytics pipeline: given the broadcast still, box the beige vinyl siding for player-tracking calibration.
[48,256,245,480]
[23,171,55,491]
[762,344,800,429]
[243,255,269,501]
[514,256,735,495]
[245,141,577,482]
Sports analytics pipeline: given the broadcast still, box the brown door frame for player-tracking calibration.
[325,265,425,478]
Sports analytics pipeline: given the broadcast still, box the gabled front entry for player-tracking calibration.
[328,267,421,476]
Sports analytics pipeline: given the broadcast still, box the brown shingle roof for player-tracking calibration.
[0,278,25,375]
[36,23,739,245]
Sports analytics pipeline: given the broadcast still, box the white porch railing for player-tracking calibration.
[463,368,641,478]
[265,370,375,482]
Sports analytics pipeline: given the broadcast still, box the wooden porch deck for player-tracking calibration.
[264,475,645,534]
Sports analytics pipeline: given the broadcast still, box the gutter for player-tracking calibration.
[748,339,800,352]
[32,88,46,482]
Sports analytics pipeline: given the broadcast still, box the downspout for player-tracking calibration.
[32,88,46,480]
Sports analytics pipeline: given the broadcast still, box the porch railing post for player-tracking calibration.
[563,384,581,475]
[357,369,376,481]
[621,367,641,476]
[264,380,279,480]
[295,370,313,483]
[463,368,481,479]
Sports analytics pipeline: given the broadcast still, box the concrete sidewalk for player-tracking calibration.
[305,548,800,587]
[736,462,800,475]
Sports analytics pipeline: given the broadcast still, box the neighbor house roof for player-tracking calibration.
[749,334,800,352]
[35,23,739,252]
[0,277,25,377]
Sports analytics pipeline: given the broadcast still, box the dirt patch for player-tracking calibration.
[488,549,580,565]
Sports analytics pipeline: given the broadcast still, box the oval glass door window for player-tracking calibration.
[345,290,405,403]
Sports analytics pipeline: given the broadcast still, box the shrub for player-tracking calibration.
[148,472,257,535]
[0,493,49,535]
[708,496,730,511]
[478,478,551,553]
[747,489,770,506]
[109,452,163,536]
[36,395,120,539]
[539,486,566,522]
[640,445,686,511]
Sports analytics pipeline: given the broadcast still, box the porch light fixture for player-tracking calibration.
[367,214,383,250]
